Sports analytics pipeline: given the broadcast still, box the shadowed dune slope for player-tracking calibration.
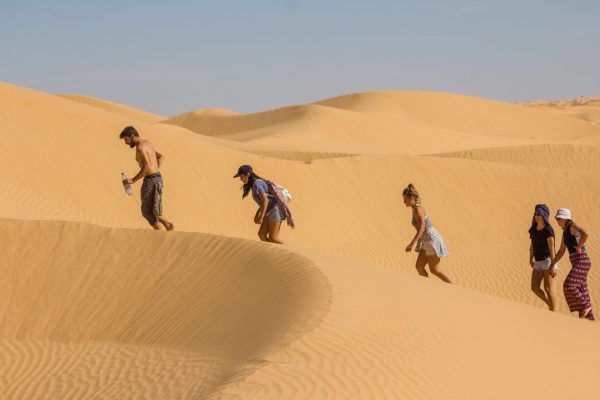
[0,219,330,399]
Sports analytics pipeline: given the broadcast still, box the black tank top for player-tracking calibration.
[563,222,585,254]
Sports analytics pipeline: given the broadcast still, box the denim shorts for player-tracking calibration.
[533,257,557,271]
[267,203,286,222]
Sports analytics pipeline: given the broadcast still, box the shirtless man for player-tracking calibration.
[120,126,175,231]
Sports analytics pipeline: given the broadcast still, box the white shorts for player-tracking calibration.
[533,258,557,271]
[418,241,436,257]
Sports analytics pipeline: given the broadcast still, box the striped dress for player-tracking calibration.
[563,225,594,320]
[412,213,449,258]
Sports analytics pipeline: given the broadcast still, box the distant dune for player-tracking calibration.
[522,96,600,125]
[436,143,600,170]
[161,90,600,154]
[59,94,165,123]
[2,81,600,399]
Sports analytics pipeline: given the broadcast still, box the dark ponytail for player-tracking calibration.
[242,172,267,199]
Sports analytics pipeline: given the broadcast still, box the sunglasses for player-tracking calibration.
[534,212,541,216]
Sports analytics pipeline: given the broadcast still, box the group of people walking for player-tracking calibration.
[401,185,594,321]
[119,126,593,321]
[119,126,293,241]
[403,188,595,321]
[529,205,594,320]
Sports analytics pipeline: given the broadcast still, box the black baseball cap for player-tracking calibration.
[233,165,253,178]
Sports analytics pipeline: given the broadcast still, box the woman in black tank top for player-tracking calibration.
[528,204,557,311]
[552,208,594,320]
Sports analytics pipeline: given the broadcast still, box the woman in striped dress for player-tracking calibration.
[403,184,452,283]
[551,208,594,320]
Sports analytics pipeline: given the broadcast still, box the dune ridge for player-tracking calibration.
[58,94,164,123]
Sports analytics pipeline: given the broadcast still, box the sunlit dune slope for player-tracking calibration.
[58,94,164,123]
[437,143,600,170]
[219,248,600,400]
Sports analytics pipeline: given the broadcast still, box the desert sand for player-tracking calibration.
[1,81,600,399]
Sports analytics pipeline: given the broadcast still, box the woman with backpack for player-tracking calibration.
[551,208,594,320]
[403,183,452,283]
[234,165,286,244]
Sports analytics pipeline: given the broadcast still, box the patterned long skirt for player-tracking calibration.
[564,252,594,320]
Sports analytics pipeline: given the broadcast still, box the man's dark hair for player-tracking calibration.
[119,126,139,139]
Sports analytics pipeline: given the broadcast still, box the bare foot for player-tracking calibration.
[164,222,175,231]
[579,307,593,320]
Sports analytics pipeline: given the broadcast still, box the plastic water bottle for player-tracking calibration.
[121,171,133,196]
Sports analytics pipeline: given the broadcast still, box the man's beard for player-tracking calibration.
[129,141,136,148]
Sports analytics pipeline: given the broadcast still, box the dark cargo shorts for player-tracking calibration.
[141,173,163,225]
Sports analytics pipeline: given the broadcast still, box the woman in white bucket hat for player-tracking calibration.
[551,208,594,320]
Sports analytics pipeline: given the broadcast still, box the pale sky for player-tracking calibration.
[1,0,599,115]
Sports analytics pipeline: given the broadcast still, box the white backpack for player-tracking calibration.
[270,182,292,203]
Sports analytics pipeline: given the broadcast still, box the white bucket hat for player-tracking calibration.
[555,208,572,220]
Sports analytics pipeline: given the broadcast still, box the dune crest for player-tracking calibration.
[58,94,164,123]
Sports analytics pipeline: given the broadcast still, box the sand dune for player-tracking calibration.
[162,91,600,154]
[0,219,329,399]
[58,94,165,123]
[437,143,600,170]
[220,248,600,400]
[2,82,600,398]
[2,219,600,400]
[523,96,600,125]
[2,81,599,312]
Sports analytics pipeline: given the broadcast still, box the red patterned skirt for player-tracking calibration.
[565,252,594,320]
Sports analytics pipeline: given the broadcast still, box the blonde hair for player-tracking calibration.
[402,183,421,204]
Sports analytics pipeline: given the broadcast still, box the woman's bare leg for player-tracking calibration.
[267,220,284,244]
[531,269,550,308]
[415,250,429,277]
[427,255,453,283]
[258,218,269,242]
[542,269,556,311]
